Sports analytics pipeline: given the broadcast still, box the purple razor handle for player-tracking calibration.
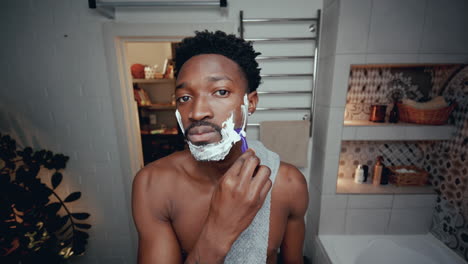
[235,128,248,153]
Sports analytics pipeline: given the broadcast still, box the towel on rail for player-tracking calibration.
[259,120,310,167]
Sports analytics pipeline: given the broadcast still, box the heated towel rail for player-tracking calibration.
[239,10,321,135]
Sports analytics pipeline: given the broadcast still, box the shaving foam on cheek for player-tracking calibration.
[175,110,241,161]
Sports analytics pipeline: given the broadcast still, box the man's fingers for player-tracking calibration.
[225,149,254,178]
[250,165,271,197]
[259,177,272,202]
[238,154,260,188]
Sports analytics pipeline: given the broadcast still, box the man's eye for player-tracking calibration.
[177,96,191,103]
[215,90,229,96]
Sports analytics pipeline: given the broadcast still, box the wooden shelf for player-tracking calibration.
[139,104,176,110]
[336,177,435,194]
[133,78,175,84]
[342,120,456,141]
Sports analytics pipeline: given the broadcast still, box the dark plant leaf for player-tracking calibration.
[51,172,63,189]
[4,160,15,170]
[58,215,70,228]
[62,238,73,247]
[71,213,90,220]
[64,192,81,203]
[24,147,32,154]
[46,202,62,215]
[15,166,28,184]
[51,154,69,170]
[75,230,90,241]
[45,150,53,160]
[59,224,73,236]
[0,173,9,185]
[46,215,63,233]
[75,223,91,229]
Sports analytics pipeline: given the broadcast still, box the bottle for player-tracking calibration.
[381,167,389,185]
[149,114,157,130]
[362,165,369,182]
[373,156,383,186]
[354,165,365,184]
[389,102,399,123]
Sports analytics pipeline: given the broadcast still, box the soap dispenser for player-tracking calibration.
[354,164,365,184]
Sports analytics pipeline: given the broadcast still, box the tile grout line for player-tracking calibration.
[343,194,350,234]
[364,0,374,63]
[385,194,396,234]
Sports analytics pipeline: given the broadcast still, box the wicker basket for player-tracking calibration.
[397,102,457,125]
[388,165,429,186]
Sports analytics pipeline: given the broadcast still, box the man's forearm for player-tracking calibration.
[184,224,232,264]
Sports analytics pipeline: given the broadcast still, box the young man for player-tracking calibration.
[132,31,308,264]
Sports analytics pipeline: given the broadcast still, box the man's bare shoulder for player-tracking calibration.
[273,162,309,216]
[275,162,307,192]
[133,150,192,194]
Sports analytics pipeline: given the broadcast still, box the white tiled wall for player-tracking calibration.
[367,0,427,53]
[345,208,391,234]
[313,0,468,240]
[319,194,436,235]
[335,0,372,54]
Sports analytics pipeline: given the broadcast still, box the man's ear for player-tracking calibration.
[247,91,258,114]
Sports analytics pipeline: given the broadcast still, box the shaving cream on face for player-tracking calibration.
[175,94,249,161]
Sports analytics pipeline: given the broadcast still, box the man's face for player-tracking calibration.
[175,54,252,146]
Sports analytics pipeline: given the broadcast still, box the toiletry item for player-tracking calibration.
[369,105,387,122]
[381,167,390,185]
[362,165,369,182]
[373,156,383,186]
[389,102,399,123]
[149,114,157,130]
[354,165,365,184]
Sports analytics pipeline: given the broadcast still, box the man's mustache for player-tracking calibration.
[185,120,222,137]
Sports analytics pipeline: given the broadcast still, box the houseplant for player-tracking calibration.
[0,133,91,263]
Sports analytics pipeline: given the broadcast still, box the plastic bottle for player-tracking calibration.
[381,167,389,185]
[389,102,399,123]
[362,165,369,182]
[373,156,383,186]
[354,164,365,184]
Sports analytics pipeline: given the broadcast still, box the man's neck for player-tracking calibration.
[193,142,243,183]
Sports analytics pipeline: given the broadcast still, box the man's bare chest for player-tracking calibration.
[169,184,288,262]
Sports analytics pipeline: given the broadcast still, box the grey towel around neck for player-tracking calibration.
[224,140,280,264]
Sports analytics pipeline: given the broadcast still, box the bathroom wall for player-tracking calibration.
[427,66,468,261]
[311,0,468,262]
[0,0,321,263]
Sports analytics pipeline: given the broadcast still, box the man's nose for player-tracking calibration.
[188,97,213,121]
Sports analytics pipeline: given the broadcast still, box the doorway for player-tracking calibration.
[125,41,185,164]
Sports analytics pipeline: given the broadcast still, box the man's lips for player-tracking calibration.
[187,125,220,143]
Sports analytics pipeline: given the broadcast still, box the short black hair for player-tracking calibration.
[174,30,262,93]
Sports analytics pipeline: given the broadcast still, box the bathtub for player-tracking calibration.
[318,234,466,264]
